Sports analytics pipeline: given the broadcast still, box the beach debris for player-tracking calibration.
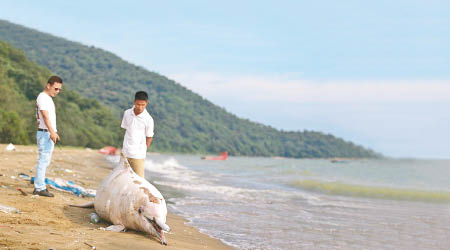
[17,188,27,196]
[5,143,16,151]
[0,204,20,214]
[84,242,97,249]
[18,173,31,180]
[30,176,96,197]
[10,176,16,179]
[90,212,100,223]
[64,169,73,173]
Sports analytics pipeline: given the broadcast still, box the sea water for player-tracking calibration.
[142,155,450,250]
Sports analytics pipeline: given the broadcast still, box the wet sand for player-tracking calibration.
[0,144,232,250]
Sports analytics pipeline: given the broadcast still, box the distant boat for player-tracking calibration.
[201,151,228,160]
[330,158,347,164]
[98,146,116,155]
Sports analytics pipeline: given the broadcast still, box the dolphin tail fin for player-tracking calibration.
[120,152,132,170]
[69,201,95,208]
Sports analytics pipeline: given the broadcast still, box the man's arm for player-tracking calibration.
[40,110,59,143]
[121,111,128,129]
[146,137,152,148]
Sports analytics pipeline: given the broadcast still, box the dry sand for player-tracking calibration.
[0,144,232,250]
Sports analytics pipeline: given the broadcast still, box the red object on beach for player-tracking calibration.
[98,146,116,155]
[201,151,228,160]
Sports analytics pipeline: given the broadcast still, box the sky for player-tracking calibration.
[1,0,449,158]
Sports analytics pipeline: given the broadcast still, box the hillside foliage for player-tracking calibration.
[0,20,379,158]
[0,40,121,148]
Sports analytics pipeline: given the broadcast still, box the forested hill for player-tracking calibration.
[0,20,379,158]
[0,40,120,148]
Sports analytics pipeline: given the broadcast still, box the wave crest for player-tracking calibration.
[290,180,450,202]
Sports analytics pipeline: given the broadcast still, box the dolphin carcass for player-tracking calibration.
[71,155,170,245]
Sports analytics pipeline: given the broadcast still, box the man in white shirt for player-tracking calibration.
[121,91,154,177]
[34,76,63,197]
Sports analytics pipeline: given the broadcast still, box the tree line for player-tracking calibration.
[0,20,380,158]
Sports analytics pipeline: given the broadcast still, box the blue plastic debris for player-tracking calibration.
[29,176,96,197]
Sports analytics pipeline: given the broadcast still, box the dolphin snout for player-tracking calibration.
[155,218,170,232]
[161,234,167,246]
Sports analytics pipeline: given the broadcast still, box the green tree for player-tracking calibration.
[0,110,28,144]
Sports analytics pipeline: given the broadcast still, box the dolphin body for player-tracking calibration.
[71,155,170,245]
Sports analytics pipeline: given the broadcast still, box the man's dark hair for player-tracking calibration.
[47,76,63,85]
[135,91,148,101]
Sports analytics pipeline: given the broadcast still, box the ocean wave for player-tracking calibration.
[290,180,450,202]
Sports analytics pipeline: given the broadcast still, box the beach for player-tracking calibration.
[0,144,231,250]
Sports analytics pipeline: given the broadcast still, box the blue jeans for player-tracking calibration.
[35,131,54,191]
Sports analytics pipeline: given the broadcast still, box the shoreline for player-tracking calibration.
[0,144,232,250]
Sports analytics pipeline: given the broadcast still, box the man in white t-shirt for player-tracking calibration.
[121,91,154,177]
[34,76,63,197]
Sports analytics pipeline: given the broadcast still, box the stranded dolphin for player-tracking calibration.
[71,154,170,245]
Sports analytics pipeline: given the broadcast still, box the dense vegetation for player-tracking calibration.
[0,40,120,148]
[0,20,379,158]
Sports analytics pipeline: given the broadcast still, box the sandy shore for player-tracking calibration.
[0,144,232,250]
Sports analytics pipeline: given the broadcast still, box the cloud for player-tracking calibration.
[168,71,450,103]
[166,71,450,158]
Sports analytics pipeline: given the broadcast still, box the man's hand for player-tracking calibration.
[146,137,153,148]
[40,110,59,143]
[50,132,59,143]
